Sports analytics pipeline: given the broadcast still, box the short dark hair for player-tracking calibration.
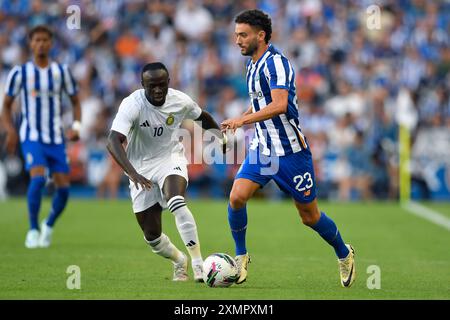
[28,25,53,40]
[235,9,272,43]
[141,62,169,79]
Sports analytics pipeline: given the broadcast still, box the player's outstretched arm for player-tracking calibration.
[195,110,228,152]
[221,89,288,132]
[195,110,221,133]
[106,130,152,190]
[1,95,19,154]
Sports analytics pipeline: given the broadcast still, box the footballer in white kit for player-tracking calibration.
[107,62,226,282]
[111,86,200,212]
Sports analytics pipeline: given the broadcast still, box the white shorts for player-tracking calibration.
[129,156,189,213]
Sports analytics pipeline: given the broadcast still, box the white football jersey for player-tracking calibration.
[111,88,202,169]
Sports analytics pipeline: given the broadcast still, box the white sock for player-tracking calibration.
[145,233,184,264]
[167,196,202,265]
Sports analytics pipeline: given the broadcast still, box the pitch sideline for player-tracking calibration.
[402,201,450,232]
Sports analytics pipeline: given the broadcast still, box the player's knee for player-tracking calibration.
[144,231,161,242]
[229,190,248,210]
[298,208,320,226]
[53,174,70,188]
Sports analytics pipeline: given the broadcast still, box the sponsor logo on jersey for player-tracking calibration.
[166,114,175,125]
[249,91,263,100]
[31,89,59,97]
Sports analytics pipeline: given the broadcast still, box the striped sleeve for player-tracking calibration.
[266,55,289,90]
[4,66,22,97]
[61,64,78,96]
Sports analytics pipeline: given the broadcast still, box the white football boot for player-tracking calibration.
[38,221,53,248]
[172,252,189,281]
[235,253,251,284]
[25,229,40,248]
[338,244,356,287]
[192,262,204,283]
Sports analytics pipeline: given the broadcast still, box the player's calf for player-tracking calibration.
[167,196,203,272]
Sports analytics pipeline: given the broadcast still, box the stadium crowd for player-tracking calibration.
[1,0,449,200]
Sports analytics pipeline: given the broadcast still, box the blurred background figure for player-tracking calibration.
[1,0,449,201]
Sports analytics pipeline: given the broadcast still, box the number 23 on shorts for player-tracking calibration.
[293,172,314,192]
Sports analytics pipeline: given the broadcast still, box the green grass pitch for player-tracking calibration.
[0,198,449,299]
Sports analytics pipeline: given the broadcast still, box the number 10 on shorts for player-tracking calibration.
[293,172,314,192]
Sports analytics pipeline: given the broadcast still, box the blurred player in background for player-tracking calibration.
[1,25,81,248]
[221,10,356,287]
[107,62,226,282]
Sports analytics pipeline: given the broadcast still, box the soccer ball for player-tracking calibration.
[202,253,239,287]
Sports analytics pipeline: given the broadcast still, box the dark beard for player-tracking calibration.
[242,41,258,56]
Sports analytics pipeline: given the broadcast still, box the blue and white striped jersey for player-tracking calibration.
[4,61,78,144]
[246,44,307,156]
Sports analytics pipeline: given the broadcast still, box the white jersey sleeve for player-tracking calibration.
[111,96,139,136]
[185,98,202,120]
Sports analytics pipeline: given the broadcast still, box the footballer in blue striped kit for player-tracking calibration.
[2,25,81,248]
[221,10,356,287]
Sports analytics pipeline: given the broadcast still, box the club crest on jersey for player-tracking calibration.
[166,114,175,125]
[26,153,33,165]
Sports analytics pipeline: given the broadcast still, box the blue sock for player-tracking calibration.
[310,212,350,259]
[228,203,248,255]
[27,176,46,230]
[46,187,69,227]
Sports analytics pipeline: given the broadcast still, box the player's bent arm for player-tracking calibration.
[1,95,19,154]
[195,110,222,137]
[240,89,288,125]
[69,94,82,123]
[195,110,228,150]
[67,95,82,141]
[106,130,152,190]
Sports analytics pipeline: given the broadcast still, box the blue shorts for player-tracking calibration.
[235,148,317,203]
[20,140,69,174]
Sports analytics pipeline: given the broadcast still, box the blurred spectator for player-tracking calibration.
[174,0,213,41]
[339,130,374,201]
